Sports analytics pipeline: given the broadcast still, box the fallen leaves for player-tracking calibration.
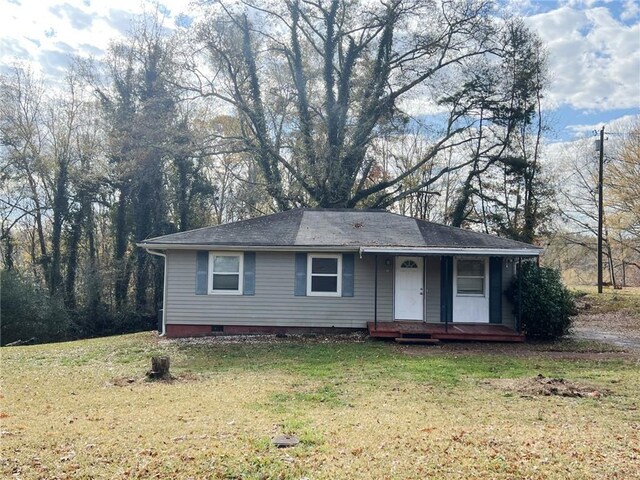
[1,332,639,479]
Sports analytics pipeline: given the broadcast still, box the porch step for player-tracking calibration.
[401,332,433,339]
[368,330,398,338]
[395,337,441,345]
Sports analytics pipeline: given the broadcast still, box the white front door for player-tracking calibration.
[394,256,424,320]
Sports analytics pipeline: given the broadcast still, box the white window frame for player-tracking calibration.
[208,252,243,295]
[307,253,342,297]
[455,257,487,297]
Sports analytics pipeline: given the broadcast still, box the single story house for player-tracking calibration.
[137,209,541,342]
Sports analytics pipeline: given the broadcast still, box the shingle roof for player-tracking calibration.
[139,209,540,252]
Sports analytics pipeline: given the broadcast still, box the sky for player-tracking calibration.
[1,0,638,142]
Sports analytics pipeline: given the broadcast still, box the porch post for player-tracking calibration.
[517,257,523,333]
[374,254,378,329]
[445,256,451,333]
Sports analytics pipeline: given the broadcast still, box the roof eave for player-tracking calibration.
[135,242,362,252]
[359,246,541,256]
[136,242,541,256]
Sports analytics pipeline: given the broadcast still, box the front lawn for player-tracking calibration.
[1,333,638,479]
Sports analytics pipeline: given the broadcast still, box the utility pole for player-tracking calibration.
[597,126,605,294]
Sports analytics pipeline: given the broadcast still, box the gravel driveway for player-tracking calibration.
[571,310,640,351]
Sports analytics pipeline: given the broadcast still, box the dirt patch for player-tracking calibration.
[492,374,611,398]
[107,376,138,387]
[106,372,201,387]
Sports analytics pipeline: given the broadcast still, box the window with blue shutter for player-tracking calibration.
[307,253,342,296]
[196,251,248,295]
[209,252,243,294]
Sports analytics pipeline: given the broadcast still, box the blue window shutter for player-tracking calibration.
[294,253,307,296]
[342,253,354,297]
[440,256,453,323]
[195,251,208,295]
[243,252,256,296]
[489,257,502,324]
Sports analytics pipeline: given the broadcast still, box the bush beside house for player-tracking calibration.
[508,262,577,339]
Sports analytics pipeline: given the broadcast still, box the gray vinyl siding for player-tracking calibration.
[164,250,517,329]
[425,256,441,322]
[375,255,393,323]
[165,250,393,328]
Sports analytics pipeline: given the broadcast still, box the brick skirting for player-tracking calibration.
[165,324,213,337]
[164,324,364,338]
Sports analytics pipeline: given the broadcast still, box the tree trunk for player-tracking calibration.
[175,156,190,232]
[50,160,69,295]
[64,211,82,310]
[1,229,15,270]
[84,197,100,317]
[114,187,130,309]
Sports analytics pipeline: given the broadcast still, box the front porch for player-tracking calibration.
[367,321,525,342]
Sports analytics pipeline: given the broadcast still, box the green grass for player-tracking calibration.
[1,333,639,479]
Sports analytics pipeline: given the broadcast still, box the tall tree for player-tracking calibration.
[81,15,176,311]
[82,13,221,312]
[607,120,640,276]
[447,18,551,242]
[0,67,51,287]
[190,0,542,209]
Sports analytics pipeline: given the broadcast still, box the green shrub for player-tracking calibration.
[507,262,577,340]
[0,270,73,345]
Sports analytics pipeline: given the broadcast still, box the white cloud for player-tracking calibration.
[526,4,640,111]
[2,0,638,127]
[621,0,640,21]
[565,113,640,136]
[0,0,192,78]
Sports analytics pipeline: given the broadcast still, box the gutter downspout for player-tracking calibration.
[146,248,167,337]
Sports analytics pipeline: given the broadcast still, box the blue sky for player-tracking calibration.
[1,0,638,142]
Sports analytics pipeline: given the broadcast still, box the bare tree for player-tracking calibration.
[0,67,51,287]
[447,19,551,242]
[186,0,544,210]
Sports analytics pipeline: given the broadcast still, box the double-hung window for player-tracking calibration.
[307,253,342,296]
[456,258,485,296]
[209,252,243,295]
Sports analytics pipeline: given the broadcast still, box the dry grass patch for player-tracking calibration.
[572,285,640,317]
[1,332,639,479]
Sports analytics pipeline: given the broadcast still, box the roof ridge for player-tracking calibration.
[298,207,388,212]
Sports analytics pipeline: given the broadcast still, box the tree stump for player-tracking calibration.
[147,356,171,380]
